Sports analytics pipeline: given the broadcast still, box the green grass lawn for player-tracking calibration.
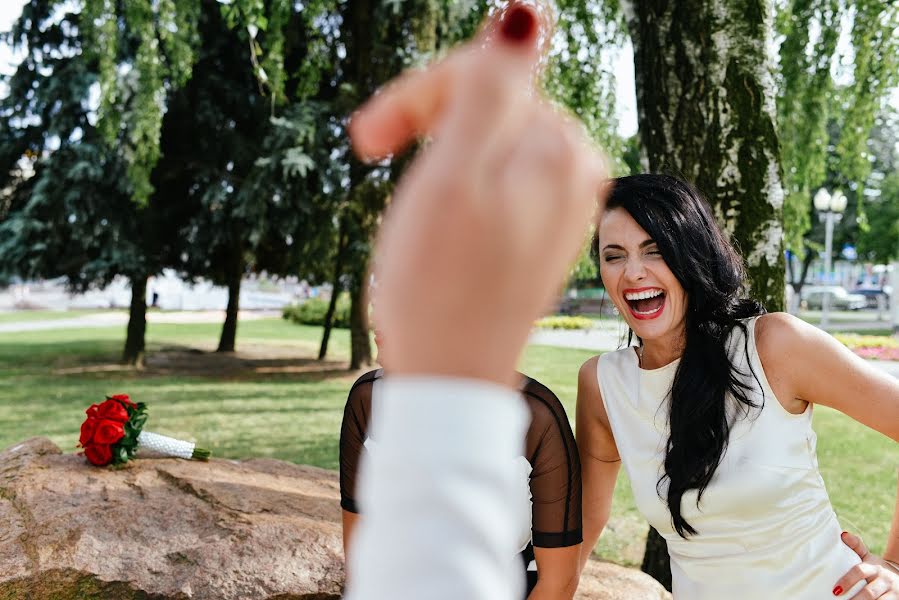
[0,318,896,565]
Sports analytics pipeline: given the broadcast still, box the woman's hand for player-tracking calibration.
[350,2,607,388]
[833,530,899,598]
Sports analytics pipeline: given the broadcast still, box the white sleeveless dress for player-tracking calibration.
[597,316,864,599]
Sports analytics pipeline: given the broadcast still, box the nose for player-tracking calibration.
[623,256,647,283]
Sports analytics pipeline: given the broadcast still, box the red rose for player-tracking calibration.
[95,399,129,423]
[79,417,97,446]
[93,419,126,445]
[109,394,135,408]
[85,403,101,418]
[83,444,113,466]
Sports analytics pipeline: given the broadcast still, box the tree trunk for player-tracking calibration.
[217,259,242,353]
[641,527,672,591]
[622,0,786,584]
[788,248,816,312]
[349,273,373,370]
[318,284,341,361]
[624,0,786,313]
[319,220,350,360]
[122,274,148,367]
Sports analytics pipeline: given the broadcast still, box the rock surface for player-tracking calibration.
[1,437,670,599]
[576,559,671,599]
[0,437,344,599]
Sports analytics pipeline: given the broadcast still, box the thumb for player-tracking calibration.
[841,530,871,560]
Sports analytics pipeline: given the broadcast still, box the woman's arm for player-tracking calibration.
[756,313,899,594]
[520,377,583,600]
[529,546,581,599]
[575,356,621,573]
[342,510,361,559]
[756,312,899,442]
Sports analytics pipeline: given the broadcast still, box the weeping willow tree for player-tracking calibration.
[777,0,899,304]
[82,0,200,205]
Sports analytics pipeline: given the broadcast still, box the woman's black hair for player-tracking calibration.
[602,174,766,538]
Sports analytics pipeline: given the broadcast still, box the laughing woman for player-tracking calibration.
[576,174,899,599]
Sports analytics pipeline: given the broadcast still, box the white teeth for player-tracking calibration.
[624,289,664,301]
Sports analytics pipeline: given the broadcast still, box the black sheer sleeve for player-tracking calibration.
[339,369,381,513]
[521,375,583,548]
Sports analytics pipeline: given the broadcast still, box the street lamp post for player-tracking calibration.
[813,188,848,330]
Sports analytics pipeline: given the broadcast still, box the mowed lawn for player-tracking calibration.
[0,316,896,564]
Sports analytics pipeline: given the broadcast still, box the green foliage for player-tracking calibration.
[112,400,149,466]
[159,2,310,292]
[220,0,290,104]
[81,0,200,204]
[855,171,899,262]
[569,226,599,284]
[0,141,148,289]
[283,295,351,329]
[218,2,629,367]
[0,1,214,364]
[0,0,190,288]
[244,102,343,283]
[534,315,595,330]
[775,0,841,252]
[834,0,899,200]
[544,0,628,172]
[776,0,899,251]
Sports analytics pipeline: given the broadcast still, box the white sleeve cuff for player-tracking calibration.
[345,375,529,600]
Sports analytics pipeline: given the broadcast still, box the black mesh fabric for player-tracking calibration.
[520,376,583,548]
[339,369,582,548]
[338,369,379,514]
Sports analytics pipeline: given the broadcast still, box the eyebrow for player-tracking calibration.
[601,240,656,252]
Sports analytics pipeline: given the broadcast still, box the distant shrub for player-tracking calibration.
[534,316,594,330]
[283,294,351,328]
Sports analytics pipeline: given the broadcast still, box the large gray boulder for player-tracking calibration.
[0,437,343,599]
[0,437,670,599]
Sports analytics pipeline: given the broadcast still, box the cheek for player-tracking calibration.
[669,289,688,317]
[600,266,627,309]
[599,264,617,289]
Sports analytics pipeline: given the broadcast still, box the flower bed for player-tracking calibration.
[833,334,899,361]
[534,316,595,330]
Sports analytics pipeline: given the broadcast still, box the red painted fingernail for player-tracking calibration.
[841,531,848,536]
[500,5,536,43]
[833,585,843,596]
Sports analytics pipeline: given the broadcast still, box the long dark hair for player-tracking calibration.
[603,174,766,538]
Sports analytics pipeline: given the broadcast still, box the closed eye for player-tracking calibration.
[603,254,624,263]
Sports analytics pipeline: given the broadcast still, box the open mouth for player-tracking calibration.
[624,288,666,320]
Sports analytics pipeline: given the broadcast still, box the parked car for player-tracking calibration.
[800,286,867,311]
[853,288,891,310]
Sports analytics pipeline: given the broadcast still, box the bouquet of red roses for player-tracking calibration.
[78,394,210,467]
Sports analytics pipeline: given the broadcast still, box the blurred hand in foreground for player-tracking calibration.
[350,1,608,388]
